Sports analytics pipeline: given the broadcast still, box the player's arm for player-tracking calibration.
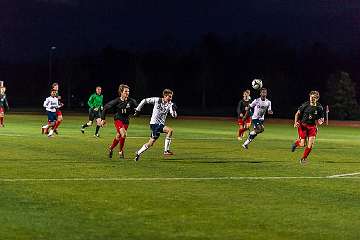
[87,94,95,109]
[135,97,157,115]
[4,97,9,111]
[101,98,118,120]
[43,97,50,108]
[170,102,178,118]
[267,101,273,115]
[236,101,243,118]
[317,106,325,125]
[294,110,301,128]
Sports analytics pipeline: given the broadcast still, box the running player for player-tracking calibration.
[43,89,60,137]
[41,83,63,134]
[134,89,177,161]
[0,86,9,127]
[81,86,103,137]
[99,84,137,159]
[236,89,251,140]
[291,90,324,164]
[242,88,273,149]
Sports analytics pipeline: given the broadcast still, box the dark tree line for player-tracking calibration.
[1,32,359,119]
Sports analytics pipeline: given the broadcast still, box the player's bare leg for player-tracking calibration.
[291,138,306,152]
[163,126,174,155]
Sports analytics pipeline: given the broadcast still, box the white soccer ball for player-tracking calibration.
[252,79,263,90]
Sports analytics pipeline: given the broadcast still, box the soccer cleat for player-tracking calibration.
[47,129,54,137]
[300,158,308,165]
[242,143,248,149]
[41,125,48,134]
[291,143,297,152]
[163,150,174,156]
[94,134,100,138]
[119,151,124,159]
[54,129,58,135]
[108,149,113,159]
[80,128,85,134]
[134,153,140,161]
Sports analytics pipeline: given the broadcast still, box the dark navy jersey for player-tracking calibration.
[298,101,324,125]
[237,99,250,117]
[101,97,138,124]
[0,94,9,110]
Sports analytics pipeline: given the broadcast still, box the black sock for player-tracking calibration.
[95,126,100,134]
[249,133,257,140]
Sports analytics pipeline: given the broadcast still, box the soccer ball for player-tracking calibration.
[252,79,263,90]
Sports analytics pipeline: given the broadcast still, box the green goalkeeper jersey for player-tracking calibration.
[87,93,103,110]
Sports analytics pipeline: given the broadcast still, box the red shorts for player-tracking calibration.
[0,107,4,114]
[238,116,251,126]
[114,120,128,133]
[298,123,317,139]
[56,110,62,116]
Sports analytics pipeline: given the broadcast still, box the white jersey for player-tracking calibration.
[250,97,272,120]
[136,97,177,125]
[43,96,59,112]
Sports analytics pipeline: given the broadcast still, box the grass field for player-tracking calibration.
[0,113,360,240]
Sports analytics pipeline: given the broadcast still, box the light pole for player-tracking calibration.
[48,46,56,86]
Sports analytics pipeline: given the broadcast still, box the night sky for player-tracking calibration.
[1,0,360,62]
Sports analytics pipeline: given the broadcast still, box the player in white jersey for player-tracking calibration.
[134,89,177,161]
[43,89,60,137]
[242,88,273,149]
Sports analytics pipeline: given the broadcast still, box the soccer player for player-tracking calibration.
[81,86,103,137]
[99,84,137,159]
[134,89,178,161]
[43,89,60,137]
[236,89,251,140]
[242,88,273,149]
[0,86,9,127]
[291,90,324,164]
[41,82,63,134]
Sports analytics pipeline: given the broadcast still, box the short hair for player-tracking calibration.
[96,86,102,89]
[243,89,250,95]
[118,84,129,95]
[163,89,173,96]
[309,90,320,99]
[260,87,267,92]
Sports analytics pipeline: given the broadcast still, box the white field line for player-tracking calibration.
[0,176,359,182]
[0,133,25,137]
[327,172,360,178]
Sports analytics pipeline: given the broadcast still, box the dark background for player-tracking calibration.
[1,0,359,118]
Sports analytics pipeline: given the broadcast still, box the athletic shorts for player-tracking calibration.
[150,124,164,140]
[47,111,57,122]
[252,119,264,129]
[114,120,128,133]
[89,109,101,121]
[0,107,4,114]
[238,116,251,126]
[298,123,317,139]
[56,110,62,116]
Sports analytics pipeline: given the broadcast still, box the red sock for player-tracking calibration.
[53,120,61,130]
[238,128,248,137]
[0,117,3,125]
[295,139,301,147]
[302,147,312,159]
[110,138,119,150]
[119,137,126,152]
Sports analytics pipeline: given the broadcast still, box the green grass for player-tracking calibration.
[0,113,360,240]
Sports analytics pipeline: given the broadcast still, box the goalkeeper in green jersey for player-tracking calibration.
[81,86,104,137]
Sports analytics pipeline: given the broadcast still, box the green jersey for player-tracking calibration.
[88,93,103,110]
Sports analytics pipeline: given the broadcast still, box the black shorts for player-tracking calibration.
[89,109,101,121]
[150,124,164,140]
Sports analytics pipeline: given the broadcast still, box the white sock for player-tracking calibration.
[243,138,251,146]
[164,137,172,152]
[42,124,49,129]
[87,121,92,126]
[48,129,54,136]
[137,144,149,155]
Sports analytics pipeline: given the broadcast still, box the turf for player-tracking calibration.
[0,113,359,240]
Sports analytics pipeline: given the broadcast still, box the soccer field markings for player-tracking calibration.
[0,176,359,182]
[327,172,360,178]
[0,133,26,137]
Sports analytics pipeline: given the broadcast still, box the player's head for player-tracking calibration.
[52,82,59,91]
[243,89,250,100]
[309,90,320,104]
[50,89,57,97]
[260,88,267,98]
[0,87,6,94]
[118,84,130,99]
[95,86,102,95]
[162,89,173,102]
